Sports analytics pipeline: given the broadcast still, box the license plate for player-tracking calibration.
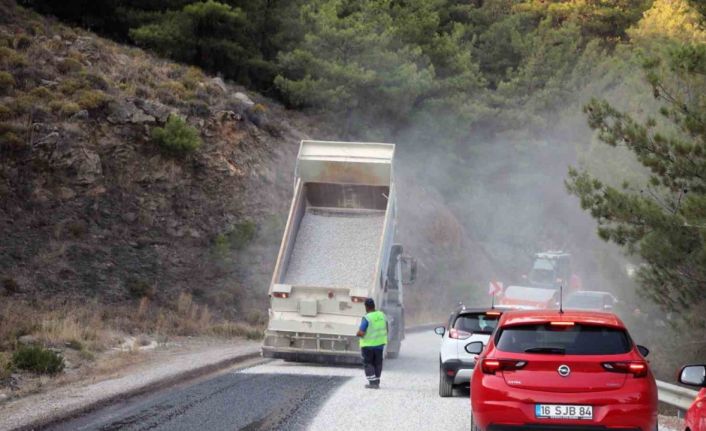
[535,404,593,420]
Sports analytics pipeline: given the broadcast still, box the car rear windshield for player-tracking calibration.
[454,313,500,334]
[565,295,604,309]
[495,323,632,355]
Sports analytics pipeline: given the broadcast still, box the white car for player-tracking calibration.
[564,290,618,311]
[434,306,505,397]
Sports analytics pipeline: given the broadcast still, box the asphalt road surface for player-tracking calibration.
[48,330,470,431]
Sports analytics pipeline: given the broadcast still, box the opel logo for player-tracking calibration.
[558,365,571,377]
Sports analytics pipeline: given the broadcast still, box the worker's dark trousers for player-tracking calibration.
[361,346,384,386]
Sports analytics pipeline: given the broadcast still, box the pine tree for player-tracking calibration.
[566,42,706,312]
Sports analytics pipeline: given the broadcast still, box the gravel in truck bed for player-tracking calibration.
[283,208,385,289]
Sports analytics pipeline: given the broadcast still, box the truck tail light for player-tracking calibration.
[351,296,367,303]
[481,359,527,375]
[272,292,289,299]
[448,328,471,340]
[602,361,648,378]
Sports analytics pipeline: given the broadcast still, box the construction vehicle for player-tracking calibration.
[495,251,580,310]
[261,140,416,364]
[526,251,573,289]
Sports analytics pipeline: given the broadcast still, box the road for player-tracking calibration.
[48,330,471,431]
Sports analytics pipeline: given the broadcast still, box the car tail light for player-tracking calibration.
[351,296,367,303]
[481,359,527,374]
[449,328,471,339]
[602,361,648,378]
[485,311,502,316]
[272,292,289,299]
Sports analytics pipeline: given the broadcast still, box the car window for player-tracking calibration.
[453,313,500,334]
[529,268,555,284]
[565,295,603,309]
[495,323,632,355]
[533,259,554,271]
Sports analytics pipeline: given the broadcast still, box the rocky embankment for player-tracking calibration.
[0,1,315,312]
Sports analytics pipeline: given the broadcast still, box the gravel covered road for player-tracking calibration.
[47,330,470,431]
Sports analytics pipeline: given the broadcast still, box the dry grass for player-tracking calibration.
[0,295,263,359]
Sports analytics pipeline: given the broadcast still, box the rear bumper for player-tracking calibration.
[441,359,475,385]
[486,426,640,431]
[474,402,655,431]
[472,378,658,431]
[262,348,362,365]
[262,330,362,365]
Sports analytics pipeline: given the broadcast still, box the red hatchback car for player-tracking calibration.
[678,364,706,431]
[469,310,658,431]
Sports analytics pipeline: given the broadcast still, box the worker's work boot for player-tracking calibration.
[365,380,380,389]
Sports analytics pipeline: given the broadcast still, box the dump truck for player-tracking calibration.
[261,140,415,364]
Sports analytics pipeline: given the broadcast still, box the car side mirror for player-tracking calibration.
[465,341,484,355]
[679,365,706,387]
[434,326,445,336]
[637,345,649,357]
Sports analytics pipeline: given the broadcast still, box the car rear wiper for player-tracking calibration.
[524,347,566,354]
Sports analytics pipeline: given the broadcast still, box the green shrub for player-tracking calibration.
[0,122,27,152]
[48,99,81,117]
[0,71,14,94]
[74,89,109,110]
[127,279,155,299]
[0,104,11,119]
[58,77,87,95]
[81,72,109,91]
[0,47,27,68]
[57,57,83,74]
[12,345,65,375]
[151,115,202,156]
[29,86,53,100]
[0,354,11,381]
[214,221,257,254]
[14,34,31,51]
[2,277,20,295]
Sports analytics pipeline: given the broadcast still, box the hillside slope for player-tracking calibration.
[0,0,315,316]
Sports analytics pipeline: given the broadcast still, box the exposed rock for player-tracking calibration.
[106,101,130,124]
[130,110,155,124]
[86,185,106,197]
[70,110,89,121]
[122,212,137,223]
[233,92,254,106]
[215,110,240,122]
[210,77,228,94]
[108,100,157,124]
[30,187,51,204]
[134,99,173,123]
[56,187,76,200]
[18,335,37,346]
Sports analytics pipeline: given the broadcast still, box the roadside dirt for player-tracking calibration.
[0,337,260,431]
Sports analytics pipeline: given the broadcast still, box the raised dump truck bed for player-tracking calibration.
[262,140,414,364]
[283,208,385,289]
